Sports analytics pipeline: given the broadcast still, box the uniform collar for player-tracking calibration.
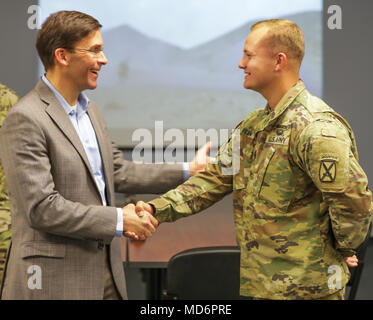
[265,80,305,125]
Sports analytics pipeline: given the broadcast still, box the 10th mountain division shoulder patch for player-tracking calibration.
[319,160,336,183]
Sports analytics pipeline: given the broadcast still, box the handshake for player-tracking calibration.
[120,141,215,241]
[121,201,157,240]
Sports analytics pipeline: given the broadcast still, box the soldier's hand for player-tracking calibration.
[344,255,358,267]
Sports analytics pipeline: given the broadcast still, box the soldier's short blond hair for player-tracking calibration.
[251,19,305,67]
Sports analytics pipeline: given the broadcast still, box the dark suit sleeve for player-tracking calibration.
[111,140,185,194]
[0,110,117,244]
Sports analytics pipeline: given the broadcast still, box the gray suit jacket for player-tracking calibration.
[0,80,184,299]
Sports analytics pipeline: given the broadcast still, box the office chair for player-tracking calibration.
[163,246,241,300]
[346,222,372,300]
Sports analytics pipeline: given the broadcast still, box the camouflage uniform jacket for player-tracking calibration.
[149,80,372,299]
[0,83,19,280]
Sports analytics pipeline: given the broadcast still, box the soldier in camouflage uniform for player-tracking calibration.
[0,83,19,281]
[137,20,372,299]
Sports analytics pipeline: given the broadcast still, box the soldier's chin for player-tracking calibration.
[243,82,252,90]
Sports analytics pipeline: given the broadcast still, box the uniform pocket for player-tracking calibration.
[257,145,295,211]
[20,241,65,259]
[254,145,276,196]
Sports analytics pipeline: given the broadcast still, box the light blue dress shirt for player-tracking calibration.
[42,76,189,238]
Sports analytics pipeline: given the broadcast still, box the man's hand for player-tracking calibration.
[344,255,358,267]
[133,201,155,238]
[122,203,158,240]
[135,200,154,216]
[189,141,216,176]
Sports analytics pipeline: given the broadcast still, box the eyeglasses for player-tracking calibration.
[67,47,105,57]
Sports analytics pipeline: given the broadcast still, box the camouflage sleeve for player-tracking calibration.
[0,84,18,210]
[295,120,372,257]
[148,133,237,224]
[0,84,19,128]
[0,83,19,279]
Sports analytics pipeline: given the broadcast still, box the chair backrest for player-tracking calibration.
[165,246,241,300]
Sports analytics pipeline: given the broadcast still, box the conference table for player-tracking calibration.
[120,194,237,299]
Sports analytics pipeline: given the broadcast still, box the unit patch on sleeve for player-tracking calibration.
[319,160,336,183]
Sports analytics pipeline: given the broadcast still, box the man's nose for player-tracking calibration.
[98,51,108,65]
[238,56,245,69]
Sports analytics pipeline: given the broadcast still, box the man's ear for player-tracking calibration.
[274,52,288,71]
[54,48,70,67]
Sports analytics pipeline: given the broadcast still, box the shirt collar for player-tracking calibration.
[265,79,305,124]
[41,75,90,117]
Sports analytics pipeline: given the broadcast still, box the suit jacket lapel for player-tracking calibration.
[87,106,114,205]
[35,80,99,195]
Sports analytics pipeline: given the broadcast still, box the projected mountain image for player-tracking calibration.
[87,11,322,146]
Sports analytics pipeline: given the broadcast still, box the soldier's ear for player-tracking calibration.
[54,48,70,67]
[274,52,288,72]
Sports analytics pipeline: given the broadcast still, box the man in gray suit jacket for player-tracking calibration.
[0,11,211,300]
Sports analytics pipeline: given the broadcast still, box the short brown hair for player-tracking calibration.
[36,11,102,71]
[251,19,305,66]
